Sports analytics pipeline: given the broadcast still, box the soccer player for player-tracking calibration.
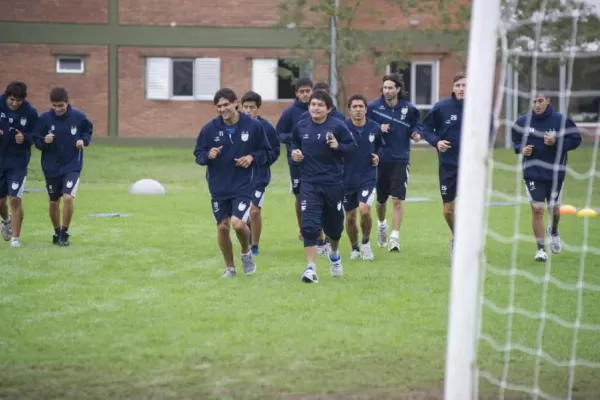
[343,94,382,260]
[512,90,581,262]
[291,90,357,283]
[367,73,421,252]
[194,88,274,277]
[299,82,345,254]
[276,77,313,241]
[33,88,92,247]
[300,82,345,121]
[240,90,281,255]
[0,81,38,248]
[421,72,466,256]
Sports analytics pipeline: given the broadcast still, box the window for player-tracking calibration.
[145,57,220,100]
[56,56,84,74]
[251,58,312,101]
[568,55,600,124]
[387,61,440,120]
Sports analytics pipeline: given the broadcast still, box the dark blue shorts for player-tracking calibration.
[289,164,301,195]
[45,172,81,202]
[300,182,345,246]
[251,183,267,208]
[0,167,27,199]
[439,164,458,203]
[343,182,376,212]
[211,196,252,224]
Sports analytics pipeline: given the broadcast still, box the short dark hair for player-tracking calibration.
[294,77,313,92]
[4,81,27,100]
[453,72,466,83]
[213,88,237,105]
[534,89,551,100]
[347,94,368,108]
[50,87,69,103]
[309,90,333,109]
[313,82,330,93]
[241,91,262,108]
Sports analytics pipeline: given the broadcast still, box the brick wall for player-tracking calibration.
[0,44,109,136]
[0,0,108,24]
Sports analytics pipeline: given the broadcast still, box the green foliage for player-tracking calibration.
[274,0,464,110]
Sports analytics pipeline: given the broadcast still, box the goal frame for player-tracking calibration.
[443,0,502,399]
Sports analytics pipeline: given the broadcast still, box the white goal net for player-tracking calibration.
[445,0,600,399]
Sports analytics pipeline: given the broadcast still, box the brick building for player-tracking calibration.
[0,0,471,138]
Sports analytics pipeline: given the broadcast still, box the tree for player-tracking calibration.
[274,0,469,111]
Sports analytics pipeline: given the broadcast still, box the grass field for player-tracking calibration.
[1,144,599,400]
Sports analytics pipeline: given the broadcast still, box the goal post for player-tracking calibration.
[444,0,502,398]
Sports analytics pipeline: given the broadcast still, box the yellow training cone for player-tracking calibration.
[577,208,598,218]
[560,205,577,215]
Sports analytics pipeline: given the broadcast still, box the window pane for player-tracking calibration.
[568,56,600,123]
[172,60,194,97]
[415,65,433,105]
[516,57,561,114]
[277,59,300,100]
[397,65,411,102]
[58,58,83,71]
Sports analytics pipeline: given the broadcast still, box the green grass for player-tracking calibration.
[1,144,599,400]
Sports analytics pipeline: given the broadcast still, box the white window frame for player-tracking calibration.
[56,56,85,74]
[251,58,313,102]
[385,60,439,110]
[145,57,221,101]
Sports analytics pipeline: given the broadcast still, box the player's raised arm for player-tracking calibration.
[19,104,38,143]
[511,119,525,155]
[263,120,280,166]
[193,125,212,166]
[562,117,582,151]
[276,109,294,145]
[249,123,273,166]
[333,123,358,155]
[31,118,49,150]
[79,117,93,146]
[420,107,441,147]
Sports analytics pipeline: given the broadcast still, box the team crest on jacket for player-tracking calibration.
[241,131,249,142]
[369,132,375,142]
[8,117,13,123]
[70,126,77,135]
[20,117,27,126]
[51,125,55,131]
[401,107,408,115]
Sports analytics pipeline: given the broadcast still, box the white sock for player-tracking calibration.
[390,230,399,239]
[378,220,387,228]
[11,236,19,241]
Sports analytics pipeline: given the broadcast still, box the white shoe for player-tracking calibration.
[377,224,388,247]
[301,267,319,283]
[317,245,326,256]
[329,254,343,277]
[361,242,375,260]
[241,252,256,275]
[350,249,361,260]
[1,215,11,242]
[10,238,21,248]
[534,248,548,262]
[546,227,561,254]
[388,236,399,252]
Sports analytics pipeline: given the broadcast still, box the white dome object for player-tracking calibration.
[129,179,166,195]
